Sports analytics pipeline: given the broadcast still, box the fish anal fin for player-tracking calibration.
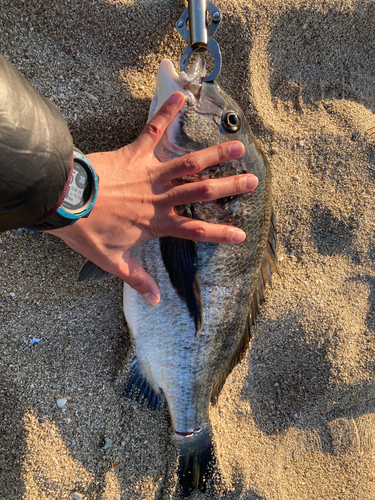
[160,237,203,334]
[123,357,164,411]
[210,216,279,404]
[77,260,114,283]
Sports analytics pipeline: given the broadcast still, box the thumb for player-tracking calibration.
[119,252,161,306]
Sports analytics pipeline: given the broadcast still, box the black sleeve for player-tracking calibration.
[0,54,73,231]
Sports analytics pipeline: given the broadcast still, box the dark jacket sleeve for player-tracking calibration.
[0,55,73,231]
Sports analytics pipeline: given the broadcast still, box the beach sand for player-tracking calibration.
[1,0,375,498]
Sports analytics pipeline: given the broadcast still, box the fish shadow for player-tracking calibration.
[354,272,375,348]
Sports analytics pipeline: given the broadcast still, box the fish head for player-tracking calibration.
[149,59,247,166]
[149,58,269,227]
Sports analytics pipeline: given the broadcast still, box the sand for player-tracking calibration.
[1,0,375,498]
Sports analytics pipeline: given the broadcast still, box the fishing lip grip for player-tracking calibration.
[175,0,222,82]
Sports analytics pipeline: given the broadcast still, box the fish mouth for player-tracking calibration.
[149,59,206,161]
[148,58,206,121]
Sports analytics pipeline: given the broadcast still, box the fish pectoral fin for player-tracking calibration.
[160,237,203,334]
[77,260,115,283]
[123,357,164,411]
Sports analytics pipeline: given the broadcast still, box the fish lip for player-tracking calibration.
[148,59,204,122]
[150,59,208,163]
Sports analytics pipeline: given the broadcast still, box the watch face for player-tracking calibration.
[61,161,91,211]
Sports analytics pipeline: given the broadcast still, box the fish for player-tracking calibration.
[78,58,278,496]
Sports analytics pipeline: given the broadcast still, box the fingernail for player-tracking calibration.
[141,292,160,306]
[246,175,258,191]
[230,142,245,157]
[232,230,246,243]
[170,92,183,105]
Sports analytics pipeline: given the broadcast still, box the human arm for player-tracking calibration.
[0,56,258,306]
[0,54,73,231]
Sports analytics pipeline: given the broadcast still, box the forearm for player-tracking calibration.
[0,55,73,231]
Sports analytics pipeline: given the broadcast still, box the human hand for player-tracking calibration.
[46,92,258,306]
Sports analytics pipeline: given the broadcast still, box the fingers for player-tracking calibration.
[132,92,185,152]
[157,141,245,182]
[166,217,247,244]
[163,173,258,206]
[116,252,161,307]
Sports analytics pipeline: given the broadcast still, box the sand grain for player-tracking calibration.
[1,0,375,498]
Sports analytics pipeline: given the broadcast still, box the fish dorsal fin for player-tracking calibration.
[123,357,164,411]
[210,214,279,404]
[249,212,279,327]
[77,260,114,283]
[160,237,203,334]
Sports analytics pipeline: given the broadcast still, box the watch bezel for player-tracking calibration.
[56,150,99,221]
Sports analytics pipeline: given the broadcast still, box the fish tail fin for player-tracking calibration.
[176,428,214,497]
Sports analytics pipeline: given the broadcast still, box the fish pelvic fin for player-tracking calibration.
[176,428,214,497]
[160,237,203,334]
[123,357,164,411]
[77,260,114,283]
[211,213,279,405]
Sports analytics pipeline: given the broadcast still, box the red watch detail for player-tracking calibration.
[34,153,74,224]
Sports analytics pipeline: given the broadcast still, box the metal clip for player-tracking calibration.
[176,0,222,82]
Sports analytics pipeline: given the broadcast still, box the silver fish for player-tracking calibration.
[78,58,278,496]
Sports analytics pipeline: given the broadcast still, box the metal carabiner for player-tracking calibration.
[175,0,222,82]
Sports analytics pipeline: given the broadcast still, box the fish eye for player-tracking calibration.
[222,110,241,133]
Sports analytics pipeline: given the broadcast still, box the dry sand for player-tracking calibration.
[1,0,375,498]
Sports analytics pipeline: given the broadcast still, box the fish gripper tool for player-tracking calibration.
[175,0,222,82]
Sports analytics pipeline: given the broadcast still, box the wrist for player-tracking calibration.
[27,148,99,231]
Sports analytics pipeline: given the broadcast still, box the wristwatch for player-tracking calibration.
[28,147,99,231]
